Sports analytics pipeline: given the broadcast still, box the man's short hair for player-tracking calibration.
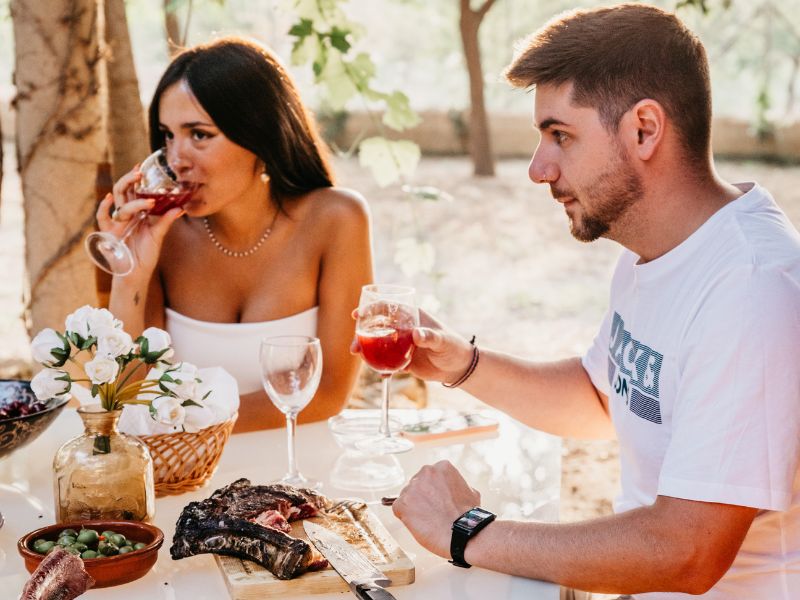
[505,4,712,161]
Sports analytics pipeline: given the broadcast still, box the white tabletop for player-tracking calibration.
[0,408,560,599]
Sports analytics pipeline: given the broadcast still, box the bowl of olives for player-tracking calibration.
[17,520,164,588]
[0,379,69,459]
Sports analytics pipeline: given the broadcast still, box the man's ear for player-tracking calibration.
[622,99,666,161]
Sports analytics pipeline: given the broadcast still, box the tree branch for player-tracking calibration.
[477,0,499,21]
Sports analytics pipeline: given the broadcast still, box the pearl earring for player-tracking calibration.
[260,171,270,184]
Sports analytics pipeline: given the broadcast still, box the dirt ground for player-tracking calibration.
[2,145,799,523]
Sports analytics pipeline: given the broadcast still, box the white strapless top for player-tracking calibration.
[165,307,319,394]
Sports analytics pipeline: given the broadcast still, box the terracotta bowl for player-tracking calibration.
[0,379,69,459]
[18,520,164,588]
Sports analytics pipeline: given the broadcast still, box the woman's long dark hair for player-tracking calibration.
[148,37,334,210]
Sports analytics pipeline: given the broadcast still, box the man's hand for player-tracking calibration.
[391,460,481,559]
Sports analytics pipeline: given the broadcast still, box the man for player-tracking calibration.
[383,4,800,599]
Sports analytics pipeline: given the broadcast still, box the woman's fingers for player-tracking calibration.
[96,193,115,227]
[149,207,184,243]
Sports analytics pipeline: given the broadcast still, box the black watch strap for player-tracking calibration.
[449,507,496,568]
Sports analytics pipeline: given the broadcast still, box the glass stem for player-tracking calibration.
[380,374,392,438]
[118,211,148,244]
[286,413,299,479]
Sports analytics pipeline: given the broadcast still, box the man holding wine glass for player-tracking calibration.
[374,5,800,599]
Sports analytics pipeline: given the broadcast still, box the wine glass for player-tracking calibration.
[355,284,419,455]
[85,148,195,276]
[259,335,322,489]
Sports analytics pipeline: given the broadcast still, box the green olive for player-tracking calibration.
[33,538,48,548]
[64,546,81,556]
[35,541,56,554]
[80,550,98,559]
[133,542,147,550]
[59,528,78,538]
[100,530,116,540]
[110,533,126,547]
[76,529,99,545]
[70,542,88,552]
[46,544,61,554]
[99,542,119,556]
[118,545,134,554]
[57,535,76,546]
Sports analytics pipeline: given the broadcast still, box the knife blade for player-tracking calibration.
[303,520,397,600]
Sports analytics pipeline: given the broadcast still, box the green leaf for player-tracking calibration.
[320,52,358,109]
[383,91,421,131]
[358,137,421,187]
[291,31,322,67]
[181,399,204,408]
[288,17,314,39]
[91,384,99,397]
[313,42,329,78]
[80,336,96,351]
[329,26,351,53]
[346,53,376,91]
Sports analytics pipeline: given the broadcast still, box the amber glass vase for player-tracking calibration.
[53,405,155,522]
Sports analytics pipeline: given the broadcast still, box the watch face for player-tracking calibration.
[461,508,494,528]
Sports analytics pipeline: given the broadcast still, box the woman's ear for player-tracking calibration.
[623,98,666,161]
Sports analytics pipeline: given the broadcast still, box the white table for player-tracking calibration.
[0,408,560,599]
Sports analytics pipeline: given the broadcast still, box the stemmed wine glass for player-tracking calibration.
[260,335,322,489]
[85,148,195,276]
[355,284,419,455]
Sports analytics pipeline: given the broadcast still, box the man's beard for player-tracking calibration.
[558,149,644,243]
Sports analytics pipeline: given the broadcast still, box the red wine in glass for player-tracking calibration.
[85,148,192,276]
[135,188,194,215]
[357,324,415,373]
[355,285,419,455]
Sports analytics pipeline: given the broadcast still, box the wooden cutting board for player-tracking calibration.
[216,500,415,599]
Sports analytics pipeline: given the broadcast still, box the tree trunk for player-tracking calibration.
[105,0,148,181]
[459,0,497,177]
[164,0,182,57]
[11,0,105,334]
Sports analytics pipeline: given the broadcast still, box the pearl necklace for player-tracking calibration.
[202,212,277,258]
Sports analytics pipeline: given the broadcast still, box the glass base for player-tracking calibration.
[330,452,405,491]
[355,434,414,455]
[275,473,322,491]
[85,232,134,276]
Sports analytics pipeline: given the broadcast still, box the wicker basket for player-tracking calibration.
[140,413,237,497]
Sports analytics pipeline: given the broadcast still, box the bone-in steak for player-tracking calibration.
[171,478,330,579]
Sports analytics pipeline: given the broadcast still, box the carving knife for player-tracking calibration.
[303,520,397,600]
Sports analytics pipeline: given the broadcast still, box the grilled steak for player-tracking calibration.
[20,547,95,600]
[171,478,330,579]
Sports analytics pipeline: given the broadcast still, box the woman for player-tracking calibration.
[96,37,373,433]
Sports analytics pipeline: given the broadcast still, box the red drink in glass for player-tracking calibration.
[357,326,415,373]
[135,188,194,215]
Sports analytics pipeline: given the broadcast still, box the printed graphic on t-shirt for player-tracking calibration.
[607,312,664,424]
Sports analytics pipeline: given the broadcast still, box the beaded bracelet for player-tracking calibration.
[442,336,479,388]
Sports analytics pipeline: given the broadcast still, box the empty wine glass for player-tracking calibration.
[260,336,322,489]
[85,148,196,276]
[355,284,419,455]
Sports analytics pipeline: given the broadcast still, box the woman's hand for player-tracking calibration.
[95,166,184,277]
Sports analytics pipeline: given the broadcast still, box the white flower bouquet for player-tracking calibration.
[30,305,208,432]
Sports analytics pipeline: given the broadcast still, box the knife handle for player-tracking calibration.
[354,583,397,600]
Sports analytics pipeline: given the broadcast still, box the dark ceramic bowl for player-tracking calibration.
[18,520,164,588]
[0,379,69,459]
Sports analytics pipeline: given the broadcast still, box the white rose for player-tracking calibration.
[87,307,118,334]
[141,327,174,361]
[182,404,215,433]
[95,326,134,358]
[151,396,186,429]
[30,328,66,366]
[84,354,120,384]
[31,369,71,400]
[65,305,94,339]
[161,363,199,401]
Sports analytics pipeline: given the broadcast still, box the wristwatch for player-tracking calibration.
[449,507,496,568]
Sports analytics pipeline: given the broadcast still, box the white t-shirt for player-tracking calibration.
[582,183,800,600]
